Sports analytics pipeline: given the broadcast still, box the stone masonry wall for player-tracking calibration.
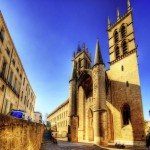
[0,114,44,150]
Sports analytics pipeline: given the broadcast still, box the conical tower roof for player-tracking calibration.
[94,39,104,66]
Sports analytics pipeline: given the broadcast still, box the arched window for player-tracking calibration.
[78,58,81,69]
[9,71,13,85]
[27,100,29,107]
[21,91,23,101]
[126,81,129,87]
[122,104,130,125]
[121,25,126,39]
[121,65,124,71]
[2,61,7,77]
[114,30,119,43]
[0,28,4,42]
[14,78,17,92]
[115,46,120,59]
[24,96,26,104]
[122,41,128,54]
[85,59,88,69]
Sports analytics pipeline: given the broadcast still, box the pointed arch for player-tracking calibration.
[122,103,131,125]
[115,46,120,59]
[1,59,7,78]
[0,27,4,42]
[77,72,93,99]
[78,58,81,69]
[122,40,128,55]
[120,24,126,39]
[114,30,119,43]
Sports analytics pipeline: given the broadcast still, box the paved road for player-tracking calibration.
[41,141,150,150]
[42,130,51,142]
[41,131,149,150]
[40,141,106,150]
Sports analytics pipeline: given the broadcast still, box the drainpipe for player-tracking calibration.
[1,48,14,113]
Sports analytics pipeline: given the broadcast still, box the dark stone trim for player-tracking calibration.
[92,63,105,69]
[109,32,134,51]
[109,48,137,65]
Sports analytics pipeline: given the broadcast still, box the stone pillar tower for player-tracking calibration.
[68,56,79,142]
[107,0,145,142]
[69,43,92,142]
[92,40,108,146]
[69,61,77,120]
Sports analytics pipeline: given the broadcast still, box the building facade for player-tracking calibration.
[34,112,42,123]
[47,0,145,146]
[0,12,36,119]
[47,100,69,137]
[145,121,150,135]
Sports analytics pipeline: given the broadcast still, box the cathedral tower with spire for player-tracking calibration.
[106,0,145,144]
[68,0,145,145]
[47,0,145,147]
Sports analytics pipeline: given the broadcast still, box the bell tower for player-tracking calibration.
[73,43,91,77]
[68,42,92,142]
[107,0,145,143]
[108,0,136,67]
[107,0,141,85]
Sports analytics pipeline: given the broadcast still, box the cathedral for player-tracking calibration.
[47,0,145,146]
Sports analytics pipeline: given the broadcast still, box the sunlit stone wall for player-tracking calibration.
[0,114,44,150]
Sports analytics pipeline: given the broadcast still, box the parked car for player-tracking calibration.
[8,109,29,120]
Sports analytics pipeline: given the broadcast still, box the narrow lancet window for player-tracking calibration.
[121,25,126,39]
[122,104,130,125]
[114,30,119,43]
[122,41,128,54]
[115,46,120,59]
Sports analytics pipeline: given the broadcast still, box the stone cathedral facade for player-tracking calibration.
[47,0,145,146]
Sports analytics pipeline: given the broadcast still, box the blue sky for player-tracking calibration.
[0,0,150,121]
